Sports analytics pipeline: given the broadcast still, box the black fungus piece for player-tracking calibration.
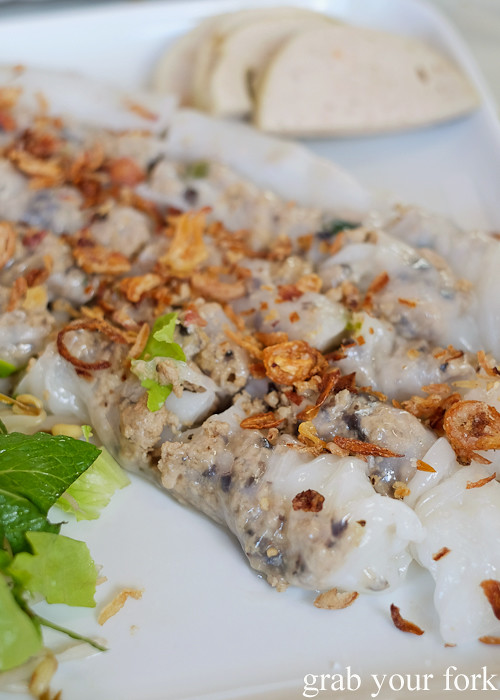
[331,517,349,537]
[343,411,367,440]
[183,187,199,206]
[22,191,59,231]
[146,154,165,175]
[220,473,232,492]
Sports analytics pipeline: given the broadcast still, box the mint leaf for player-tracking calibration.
[0,432,100,514]
[9,532,97,608]
[0,432,100,553]
[141,379,172,412]
[0,492,59,555]
[140,312,185,363]
[0,359,18,378]
[0,573,41,671]
[57,447,130,521]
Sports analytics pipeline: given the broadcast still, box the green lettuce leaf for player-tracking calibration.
[57,447,130,521]
[9,532,97,608]
[0,573,41,671]
[0,550,11,572]
[141,379,172,412]
[0,432,100,553]
[133,312,185,411]
[140,312,185,363]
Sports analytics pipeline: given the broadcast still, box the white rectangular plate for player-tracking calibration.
[0,2,500,699]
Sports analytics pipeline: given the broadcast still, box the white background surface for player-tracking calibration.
[0,1,499,699]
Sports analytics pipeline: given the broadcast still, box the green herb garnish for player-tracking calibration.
[0,575,41,672]
[9,532,97,607]
[140,312,185,363]
[0,432,100,553]
[185,160,209,179]
[57,447,130,521]
[132,312,186,412]
[317,218,360,240]
[0,359,18,378]
[0,431,104,671]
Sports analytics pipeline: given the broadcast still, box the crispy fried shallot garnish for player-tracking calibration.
[477,350,500,377]
[422,383,453,397]
[267,234,292,261]
[276,283,302,302]
[262,340,327,386]
[7,276,28,311]
[182,306,207,328]
[127,322,150,361]
[332,436,403,458]
[297,370,341,421]
[57,319,128,371]
[0,221,16,269]
[119,273,163,303]
[118,187,164,229]
[67,143,105,183]
[160,210,208,274]
[124,99,158,121]
[255,331,289,347]
[284,389,303,406]
[393,481,411,499]
[479,636,500,645]
[224,327,263,359]
[240,412,284,430]
[401,390,461,435]
[0,86,21,110]
[398,297,417,308]
[363,271,389,311]
[29,653,58,698]
[7,148,64,189]
[20,126,61,159]
[292,489,325,513]
[359,385,387,402]
[98,588,143,626]
[191,271,246,302]
[314,588,358,610]
[433,344,464,363]
[332,374,356,397]
[480,580,500,620]
[390,604,424,636]
[432,547,451,561]
[416,460,436,473]
[325,441,349,457]
[298,421,326,449]
[105,157,145,186]
[73,241,131,275]
[467,473,496,489]
[296,273,322,294]
[443,400,500,465]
